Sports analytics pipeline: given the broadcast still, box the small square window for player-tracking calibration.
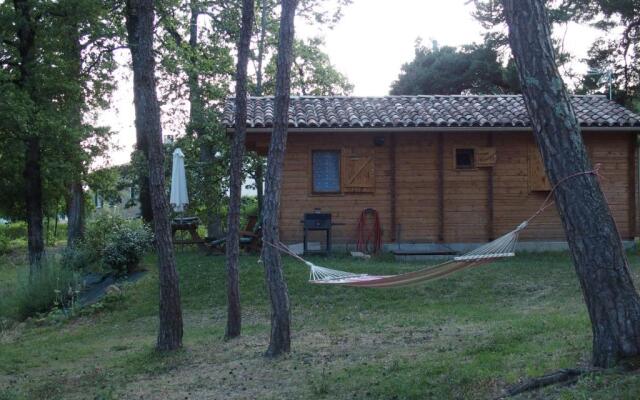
[455,148,475,169]
[312,150,340,193]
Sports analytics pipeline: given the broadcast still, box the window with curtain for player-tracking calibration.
[312,150,341,193]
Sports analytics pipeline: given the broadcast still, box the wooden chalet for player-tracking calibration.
[224,95,640,250]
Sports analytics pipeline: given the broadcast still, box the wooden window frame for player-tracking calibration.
[310,149,342,195]
[453,147,476,170]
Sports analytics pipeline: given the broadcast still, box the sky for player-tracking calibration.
[101,0,604,166]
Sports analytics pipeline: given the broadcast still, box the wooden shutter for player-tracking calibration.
[342,148,375,193]
[528,144,551,191]
[476,147,497,167]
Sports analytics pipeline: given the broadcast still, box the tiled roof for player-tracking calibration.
[222,95,640,129]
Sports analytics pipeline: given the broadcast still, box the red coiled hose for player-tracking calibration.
[356,208,382,254]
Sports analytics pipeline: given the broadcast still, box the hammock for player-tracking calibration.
[268,221,527,288]
[264,166,601,289]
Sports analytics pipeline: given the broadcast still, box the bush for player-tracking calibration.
[2,221,27,240]
[0,230,9,255]
[83,213,127,262]
[0,260,80,321]
[45,221,67,246]
[0,221,27,254]
[102,220,152,275]
[60,246,91,271]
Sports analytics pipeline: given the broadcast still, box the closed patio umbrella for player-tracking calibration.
[170,148,189,212]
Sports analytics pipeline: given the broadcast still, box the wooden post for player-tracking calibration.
[487,133,494,241]
[437,133,444,242]
[390,133,397,242]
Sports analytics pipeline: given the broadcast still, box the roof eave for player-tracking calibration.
[226,126,640,134]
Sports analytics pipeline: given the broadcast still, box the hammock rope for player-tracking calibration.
[264,165,602,288]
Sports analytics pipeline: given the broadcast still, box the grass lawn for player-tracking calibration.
[2,250,640,399]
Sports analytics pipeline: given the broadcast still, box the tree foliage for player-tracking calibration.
[264,37,353,95]
[0,0,116,235]
[472,0,640,108]
[390,40,519,95]
[566,0,640,109]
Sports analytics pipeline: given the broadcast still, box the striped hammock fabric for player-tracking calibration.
[271,220,527,289]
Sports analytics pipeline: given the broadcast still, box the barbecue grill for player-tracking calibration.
[302,212,332,254]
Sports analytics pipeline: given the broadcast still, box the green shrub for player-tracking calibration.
[0,222,27,253]
[0,230,9,255]
[83,213,127,262]
[45,221,67,246]
[0,260,80,321]
[3,221,27,240]
[60,246,91,271]
[102,220,152,275]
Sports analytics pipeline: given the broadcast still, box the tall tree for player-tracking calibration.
[261,0,297,358]
[262,37,353,96]
[1,0,116,260]
[12,0,43,268]
[157,0,237,238]
[129,0,153,225]
[226,0,255,340]
[248,0,272,217]
[186,0,224,239]
[64,22,85,247]
[60,0,118,248]
[390,40,519,95]
[503,0,640,368]
[125,0,183,351]
[247,0,351,217]
[560,0,639,106]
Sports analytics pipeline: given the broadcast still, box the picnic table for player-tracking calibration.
[171,217,207,250]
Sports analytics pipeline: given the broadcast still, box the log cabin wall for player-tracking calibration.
[246,130,636,245]
[278,132,393,245]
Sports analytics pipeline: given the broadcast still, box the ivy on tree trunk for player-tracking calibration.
[261,0,298,358]
[125,0,183,351]
[504,0,640,368]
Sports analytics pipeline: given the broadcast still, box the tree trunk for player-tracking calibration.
[13,0,44,268]
[66,23,85,248]
[250,0,268,218]
[67,181,84,247]
[186,0,223,238]
[262,0,298,358]
[138,171,153,222]
[130,8,153,224]
[24,137,44,268]
[126,0,183,351]
[255,158,264,216]
[225,0,255,340]
[254,0,268,97]
[504,0,640,368]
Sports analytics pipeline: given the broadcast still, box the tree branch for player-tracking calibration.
[620,19,640,94]
[1,38,16,48]
[83,45,128,76]
[164,24,183,47]
[502,368,598,398]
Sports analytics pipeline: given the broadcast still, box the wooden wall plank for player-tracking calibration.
[268,130,636,245]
